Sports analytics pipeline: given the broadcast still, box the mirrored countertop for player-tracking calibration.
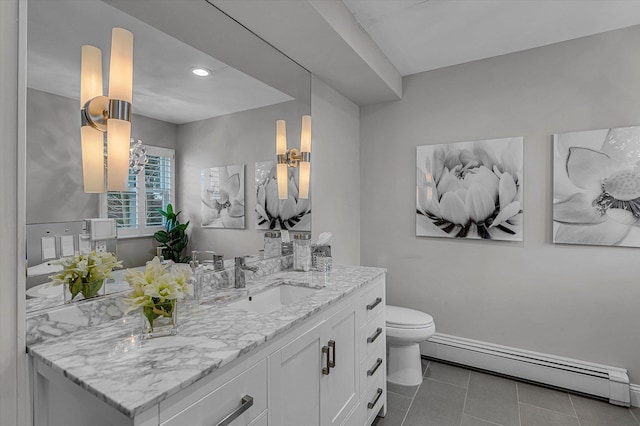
[27,264,386,418]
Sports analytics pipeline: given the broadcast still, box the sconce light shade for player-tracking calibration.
[107,119,131,191]
[108,28,133,103]
[81,126,105,193]
[106,28,133,192]
[298,115,311,199]
[80,45,102,106]
[276,120,289,199]
[276,119,287,155]
[300,115,311,153]
[80,45,105,192]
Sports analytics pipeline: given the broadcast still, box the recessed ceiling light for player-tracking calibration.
[191,67,211,77]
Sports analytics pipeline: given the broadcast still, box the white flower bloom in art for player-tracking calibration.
[255,164,311,230]
[416,138,523,240]
[553,127,640,246]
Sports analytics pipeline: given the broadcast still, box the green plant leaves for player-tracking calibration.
[154,203,190,263]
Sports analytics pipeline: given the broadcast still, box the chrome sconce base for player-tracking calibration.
[81,96,132,133]
[278,149,311,168]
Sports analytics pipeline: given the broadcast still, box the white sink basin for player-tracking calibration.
[227,284,318,313]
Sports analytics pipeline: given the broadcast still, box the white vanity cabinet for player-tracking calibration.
[269,302,358,426]
[31,271,386,426]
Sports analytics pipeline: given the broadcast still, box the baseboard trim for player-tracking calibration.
[630,384,640,407]
[421,333,631,407]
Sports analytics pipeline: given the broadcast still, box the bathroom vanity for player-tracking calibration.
[27,264,386,426]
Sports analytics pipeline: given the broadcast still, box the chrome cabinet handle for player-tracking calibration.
[216,394,253,426]
[367,327,383,344]
[328,340,336,368]
[366,297,382,311]
[322,345,330,375]
[367,358,383,376]
[367,388,383,409]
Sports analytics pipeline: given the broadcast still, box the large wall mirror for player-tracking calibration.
[26,0,311,312]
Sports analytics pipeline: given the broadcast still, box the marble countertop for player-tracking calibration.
[27,264,385,418]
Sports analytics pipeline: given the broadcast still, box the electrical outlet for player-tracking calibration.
[95,241,107,253]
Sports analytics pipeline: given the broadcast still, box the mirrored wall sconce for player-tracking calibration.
[276,115,311,200]
[80,27,133,193]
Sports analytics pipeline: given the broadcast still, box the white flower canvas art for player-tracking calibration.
[416,137,523,241]
[255,161,311,230]
[201,165,245,229]
[553,126,640,247]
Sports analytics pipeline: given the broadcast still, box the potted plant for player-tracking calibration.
[154,203,191,263]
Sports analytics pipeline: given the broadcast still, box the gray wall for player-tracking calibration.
[26,88,178,267]
[360,25,640,383]
[310,76,360,265]
[177,99,309,258]
[177,77,361,265]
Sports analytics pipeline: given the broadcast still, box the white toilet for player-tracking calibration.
[386,305,436,386]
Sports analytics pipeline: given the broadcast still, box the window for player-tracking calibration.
[101,145,175,238]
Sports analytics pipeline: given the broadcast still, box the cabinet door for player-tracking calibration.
[320,303,358,426]
[269,322,322,426]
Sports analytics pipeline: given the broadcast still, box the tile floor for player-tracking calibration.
[373,359,640,426]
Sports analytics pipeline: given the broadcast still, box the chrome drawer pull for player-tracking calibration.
[216,394,253,426]
[328,340,336,368]
[366,297,382,311]
[367,327,382,344]
[367,388,383,409]
[322,345,330,375]
[367,358,383,376]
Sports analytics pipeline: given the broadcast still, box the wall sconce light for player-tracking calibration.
[276,115,312,200]
[80,28,133,193]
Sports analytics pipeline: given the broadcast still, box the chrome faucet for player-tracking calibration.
[234,256,258,289]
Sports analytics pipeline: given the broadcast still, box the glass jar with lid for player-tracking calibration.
[293,233,312,271]
[264,231,282,258]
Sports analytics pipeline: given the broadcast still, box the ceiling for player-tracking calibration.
[27,0,293,125]
[213,0,640,106]
[342,0,640,76]
[27,0,640,115]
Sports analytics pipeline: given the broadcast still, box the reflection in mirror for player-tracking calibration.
[26,0,311,313]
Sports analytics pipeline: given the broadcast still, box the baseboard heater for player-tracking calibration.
[421,333,630,407]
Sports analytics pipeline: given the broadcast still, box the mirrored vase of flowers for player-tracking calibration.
[50,251,122,303]
[123,257,193,339]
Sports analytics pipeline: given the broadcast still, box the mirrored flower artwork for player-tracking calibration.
[416,137,523,241]
[201,165,245,229]
[255,161,311,231]
[553,126,640,247]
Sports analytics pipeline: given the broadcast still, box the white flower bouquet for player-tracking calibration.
[123,257,193,336]
[50,251,122,302]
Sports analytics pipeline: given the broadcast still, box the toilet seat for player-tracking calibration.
[386,305,434,329]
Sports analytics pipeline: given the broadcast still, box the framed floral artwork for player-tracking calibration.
[255,161,311,230]
[553,126,640,247]
[201,165,245,229]
[416,137,523,241]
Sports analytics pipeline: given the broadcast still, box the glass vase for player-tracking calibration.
[140,299,178,339]
[63,279,106,303]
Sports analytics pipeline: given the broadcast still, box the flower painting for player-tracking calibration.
[201,165,245,229]
[416,137,523,241]
[553,126,640,247]
[255,161,311,230]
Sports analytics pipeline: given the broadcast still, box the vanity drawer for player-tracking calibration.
[359,350,385,396]
[358,277,385,326]
[364,376,385,426]
[344,373,385,426]
[360,311,385,360]
[161,359,267,426]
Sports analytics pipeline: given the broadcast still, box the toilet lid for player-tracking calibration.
[386,305,434,329]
